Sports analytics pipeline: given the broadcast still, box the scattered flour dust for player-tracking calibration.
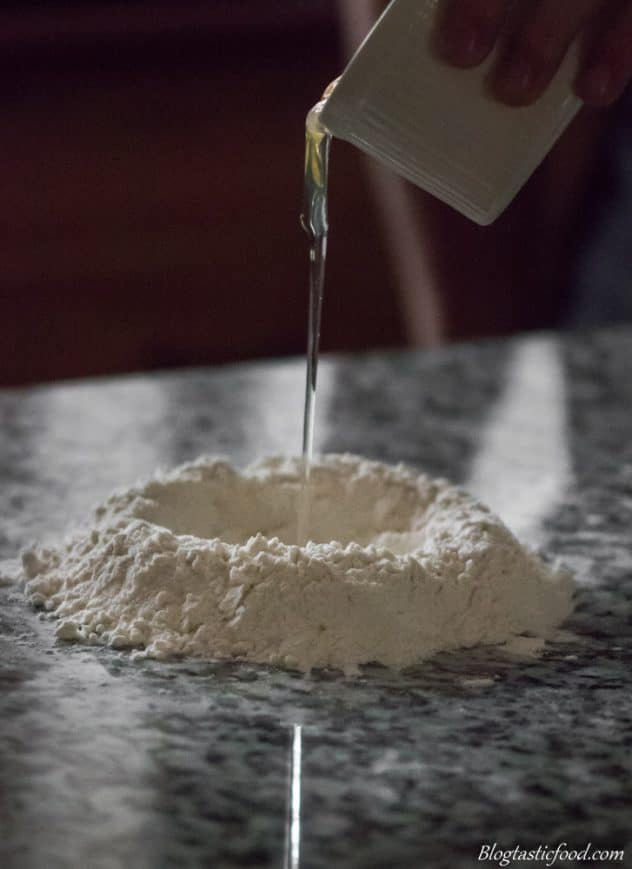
[18,454,574,673]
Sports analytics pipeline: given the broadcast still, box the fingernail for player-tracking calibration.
[437,19,491,67]
[494,52,537,103]
[577,68,612,106]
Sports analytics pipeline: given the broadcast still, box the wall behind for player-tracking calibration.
[0,1,403,386]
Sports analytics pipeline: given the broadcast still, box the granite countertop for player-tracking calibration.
[1,327,631,869]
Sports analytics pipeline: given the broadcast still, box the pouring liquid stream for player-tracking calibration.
[297,100,332,545]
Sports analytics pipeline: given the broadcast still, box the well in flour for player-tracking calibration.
[19,454,574,673]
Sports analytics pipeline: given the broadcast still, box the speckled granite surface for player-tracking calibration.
[1,328,631,869]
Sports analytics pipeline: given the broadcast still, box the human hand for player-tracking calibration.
[435,0,632,106]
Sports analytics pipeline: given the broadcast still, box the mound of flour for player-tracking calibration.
[19,454,574,672]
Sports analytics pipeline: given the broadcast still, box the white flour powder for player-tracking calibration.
[19,454,574,672]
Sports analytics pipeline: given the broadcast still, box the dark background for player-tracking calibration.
[1,0,630,386]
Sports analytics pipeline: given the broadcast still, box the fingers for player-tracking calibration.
[490,0,600,106]
[575,0,632,106]
[436,0,632,108]
[435,0,507,68]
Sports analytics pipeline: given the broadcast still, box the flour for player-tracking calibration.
[19,454,574,673]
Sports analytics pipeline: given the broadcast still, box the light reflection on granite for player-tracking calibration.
[466,336,572,547]
[1,328,632,868]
